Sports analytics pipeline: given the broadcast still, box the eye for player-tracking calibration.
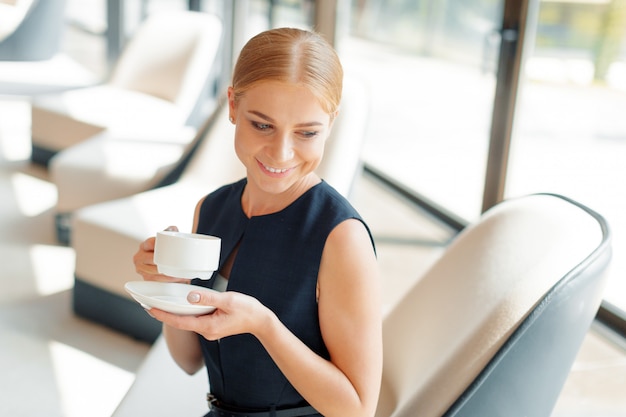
[298,130,320,139]
[252,121,272,131]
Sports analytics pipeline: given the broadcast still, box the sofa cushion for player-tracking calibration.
[32,85,188,152]
[51,126,195,213]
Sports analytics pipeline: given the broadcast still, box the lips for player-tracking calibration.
[259,160,291,174]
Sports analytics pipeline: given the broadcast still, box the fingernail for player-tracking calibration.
[188,292,200,303]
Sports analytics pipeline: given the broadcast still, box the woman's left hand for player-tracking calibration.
[148,289,271,340]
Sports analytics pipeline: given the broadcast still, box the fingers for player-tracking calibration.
[187,289,220,307]
[133,230,190,283]
[141,236,156,252]
[149,308,202,332]
[147,290,267,341]
[148,303,220,339]
[133,237,157,277]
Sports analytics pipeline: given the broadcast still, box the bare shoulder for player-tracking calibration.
[325,218,375,260]
[319,218,378,296]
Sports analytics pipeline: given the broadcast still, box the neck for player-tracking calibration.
[242,174,321,217]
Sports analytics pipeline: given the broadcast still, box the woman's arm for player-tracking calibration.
[161,323,203,375]
[131,197,207,374]
[259,218,382,417]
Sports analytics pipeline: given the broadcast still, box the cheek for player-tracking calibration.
[234,127,256,154]
[233,131,254,166]
[234,140,244,163]
[301,140,326,165]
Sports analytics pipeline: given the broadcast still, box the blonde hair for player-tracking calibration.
[231,28,343,117]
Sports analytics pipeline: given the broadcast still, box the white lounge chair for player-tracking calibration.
[30,10,223,166]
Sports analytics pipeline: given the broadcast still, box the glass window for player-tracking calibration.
[340,0,505,222]
[507,0,626,313]
[237,0,314,38]
[240,0,626,318]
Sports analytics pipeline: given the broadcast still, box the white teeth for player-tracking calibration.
[264,164,288,173]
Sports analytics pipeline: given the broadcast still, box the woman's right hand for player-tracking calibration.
[134,225,201,374]
[132,226,191,284]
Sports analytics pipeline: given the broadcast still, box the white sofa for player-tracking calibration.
[0,0,99,96]
[30,10,223,166]
[71,103,242,341]
[50,122,198,244]
[70,78,370,342]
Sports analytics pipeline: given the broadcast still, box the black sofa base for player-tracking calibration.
[73,277,161,343]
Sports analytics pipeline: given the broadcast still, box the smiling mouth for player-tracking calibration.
[260,160,291,174]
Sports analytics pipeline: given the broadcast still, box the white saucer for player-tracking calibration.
[125,281,217,316]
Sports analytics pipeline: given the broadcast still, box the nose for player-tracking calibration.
[268,132,294,162]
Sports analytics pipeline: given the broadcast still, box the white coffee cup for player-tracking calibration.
[153,231,221,279]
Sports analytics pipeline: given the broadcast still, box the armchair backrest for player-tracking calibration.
[176,98,244,189]
[377,193,611,417]
[0,0,65,61]
[110,11,222,119]
[315,77,369,197]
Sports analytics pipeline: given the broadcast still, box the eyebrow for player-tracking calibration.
[248,110,324,128]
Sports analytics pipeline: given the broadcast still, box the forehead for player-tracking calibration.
[238,81,330,124]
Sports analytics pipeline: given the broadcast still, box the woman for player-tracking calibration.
[133,27,382,417]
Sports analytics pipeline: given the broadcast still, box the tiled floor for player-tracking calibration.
[0,98,149,417]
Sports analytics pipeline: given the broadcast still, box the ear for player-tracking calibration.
[227,86,236,122]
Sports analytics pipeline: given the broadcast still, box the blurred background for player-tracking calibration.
[1,0,625,416]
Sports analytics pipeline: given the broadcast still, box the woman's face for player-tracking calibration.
[229,81,332,197]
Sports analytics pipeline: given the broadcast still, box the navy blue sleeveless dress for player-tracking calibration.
[191,178,374,416]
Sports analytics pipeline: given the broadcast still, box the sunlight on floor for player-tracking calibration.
[49,340,136,417]
[30,244,75,296]
[0,98,30,161]
[11,171,57,216]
